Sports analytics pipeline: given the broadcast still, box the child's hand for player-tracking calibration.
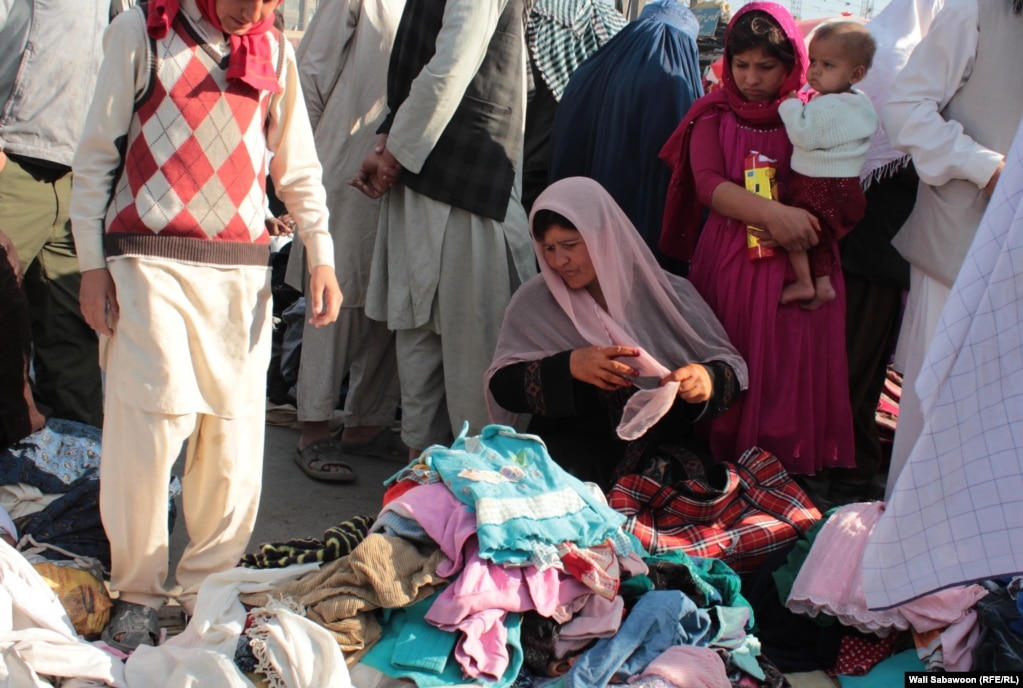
[266,214,296,236]
[783,90,800,101]
[80,268,119,337]
[308,264,342,327]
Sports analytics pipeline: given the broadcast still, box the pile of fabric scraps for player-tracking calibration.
[1,418,181,570]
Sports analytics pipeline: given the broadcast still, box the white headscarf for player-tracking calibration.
[486,177,747,441]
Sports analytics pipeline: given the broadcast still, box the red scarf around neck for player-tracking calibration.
[146,0,282,93]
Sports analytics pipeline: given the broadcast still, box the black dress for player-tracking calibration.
[489,352,740,490]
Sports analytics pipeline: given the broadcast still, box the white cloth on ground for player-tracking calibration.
[0,539,126,687]
[125,564,351,688]
[0,485,59,521]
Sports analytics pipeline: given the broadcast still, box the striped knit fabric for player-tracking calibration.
[239,515,375,569]
[104,11,281,267]
[527,0,626,101]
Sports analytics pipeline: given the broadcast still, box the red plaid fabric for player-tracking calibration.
[608,447,821,573]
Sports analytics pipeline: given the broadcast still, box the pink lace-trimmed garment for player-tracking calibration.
[786,502,988,635]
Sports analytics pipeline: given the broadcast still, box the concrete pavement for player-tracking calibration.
[169,422,399,579]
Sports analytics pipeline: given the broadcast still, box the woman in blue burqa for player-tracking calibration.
[549,0,704,274]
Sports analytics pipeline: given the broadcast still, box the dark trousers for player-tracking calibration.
[0,156,103,427]
[834,273,902,483]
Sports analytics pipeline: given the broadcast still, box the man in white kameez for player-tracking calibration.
[352,0,536,455]
[880,0,1023,497]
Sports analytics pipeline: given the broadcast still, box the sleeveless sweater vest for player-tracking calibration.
[103,9,284,267]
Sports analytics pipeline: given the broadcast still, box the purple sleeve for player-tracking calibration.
[689,113,731,206]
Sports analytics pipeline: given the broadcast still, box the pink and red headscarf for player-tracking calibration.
[146,0,282,93]
[658,2,807,261]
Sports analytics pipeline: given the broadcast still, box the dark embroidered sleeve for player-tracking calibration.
[487,351,578,417]
[699,360,740,420]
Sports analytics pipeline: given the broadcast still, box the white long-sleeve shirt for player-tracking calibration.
[880,0,1023,285]
[881,0,1003,191]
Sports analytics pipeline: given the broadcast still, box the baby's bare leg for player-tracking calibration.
[800,274,838,311]
[781,249,816,304]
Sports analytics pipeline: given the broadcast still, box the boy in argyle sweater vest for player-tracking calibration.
[70,0,341,651]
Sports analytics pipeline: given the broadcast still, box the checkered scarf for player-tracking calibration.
[527,0,626,100]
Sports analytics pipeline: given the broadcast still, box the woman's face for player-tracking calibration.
[731,46,790,102]
[540,224,599,294]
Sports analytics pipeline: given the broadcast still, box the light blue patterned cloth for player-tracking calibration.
[1,419,101,492]
[422,424,630,569]
[1,418,181,499]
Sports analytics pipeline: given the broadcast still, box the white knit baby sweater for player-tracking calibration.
[778,89,878,178]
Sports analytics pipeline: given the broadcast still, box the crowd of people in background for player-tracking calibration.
[2,0,1022,662]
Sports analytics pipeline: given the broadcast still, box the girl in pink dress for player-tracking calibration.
[659,2,854,476]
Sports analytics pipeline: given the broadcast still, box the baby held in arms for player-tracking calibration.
[778,21,878,309]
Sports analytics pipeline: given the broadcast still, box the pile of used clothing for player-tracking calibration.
[232,425,786,687]
[1,418,181,572]
[743,501,995,685]
[6,424,1015,688]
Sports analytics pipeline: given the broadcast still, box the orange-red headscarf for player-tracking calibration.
[147,0,282,93]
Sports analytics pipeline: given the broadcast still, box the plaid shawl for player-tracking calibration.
[608,447,820,573]
[527,0,625,101]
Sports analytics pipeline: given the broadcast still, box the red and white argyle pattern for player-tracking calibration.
[105,15,277,248]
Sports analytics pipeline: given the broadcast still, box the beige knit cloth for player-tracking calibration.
[240,533,448,654]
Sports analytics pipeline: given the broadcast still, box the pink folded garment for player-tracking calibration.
[787,502,906,635]
[629,645,729,688]
[787,502,989,637]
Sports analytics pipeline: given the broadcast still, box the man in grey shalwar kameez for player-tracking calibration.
[286,0,409,481]
[353,0,536,453]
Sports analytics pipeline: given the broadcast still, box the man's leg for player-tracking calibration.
[296,306,399,448]
[0,162,102,426]
[886,267,950,499]
[396,326,450,453]
[435,209,523,436]
[832,274,902,491]
[175,410,264,614]
[0,158,55,272]
[102,398,194,611]
[25,216,103,426]
[340,312,400,440]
